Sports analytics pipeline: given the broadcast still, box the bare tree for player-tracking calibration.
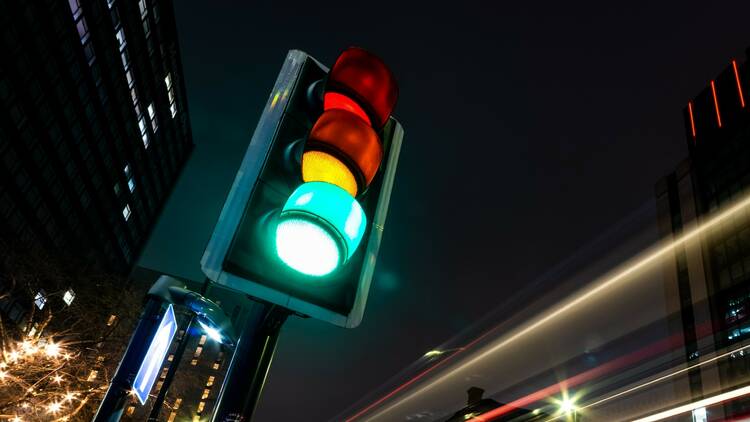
[0,241,144,421]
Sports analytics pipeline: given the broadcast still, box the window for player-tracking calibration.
[147,103,158,132]
[202,389,210,399]
[87,370,98,381]
[197,402,205,414]
[194,346,202,358]
[126,406,135,416]
[34,290,47,310]
[174,398,182,409]
[114,183,121,196]
[198,335,207,345]
[128,178,135,192]
[206,376,214,387]
[115,28,126,50]
[167,412,177,422]
[165,73,177,118]
[106,314,117,326]
[190,359,197,366]
[122,204,131,220]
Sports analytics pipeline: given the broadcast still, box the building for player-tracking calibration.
[0,0,192,272]
[657,48,750,419]
[0,0,192,319]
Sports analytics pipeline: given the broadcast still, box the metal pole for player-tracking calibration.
[211,302,288,422]
[93,298,163,422]
[146,315,195,421]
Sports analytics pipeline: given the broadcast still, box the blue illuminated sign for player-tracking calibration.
[132,304,177,405]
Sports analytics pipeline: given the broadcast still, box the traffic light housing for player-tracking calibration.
[201,49,403,328]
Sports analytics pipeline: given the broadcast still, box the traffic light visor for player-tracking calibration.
[306,109,382,192]
[275,182,366,276]
[328,47,398,128]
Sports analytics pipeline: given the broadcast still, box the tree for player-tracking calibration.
[0,240,144,421]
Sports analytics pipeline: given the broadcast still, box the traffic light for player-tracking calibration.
[201,48,403,328]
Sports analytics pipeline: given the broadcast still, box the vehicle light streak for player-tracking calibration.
[352,192,750,422]
[471,321,715,422]
[632,384,750,422]
[535,340,750,422]
[711,80,722,127]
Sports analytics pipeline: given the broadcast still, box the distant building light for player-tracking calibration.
[63,288,75,306]
[692,407,707,422]
[123,204,131,220]
[34,290,47,310]
[128,178,135,192]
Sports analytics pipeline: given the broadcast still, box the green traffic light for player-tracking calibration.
[275,181,366,277]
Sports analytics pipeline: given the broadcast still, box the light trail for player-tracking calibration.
[536,341,750,422]
[473,321,716,422]
[632,384,750,422]
[352,192,750,422]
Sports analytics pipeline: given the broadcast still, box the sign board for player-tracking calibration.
[132,304,177,405]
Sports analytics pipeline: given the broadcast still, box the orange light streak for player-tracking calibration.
[711,80,722,127]
[733,60,746,108]
[688,102,696,140]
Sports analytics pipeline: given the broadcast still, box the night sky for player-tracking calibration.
[138,2,750,420]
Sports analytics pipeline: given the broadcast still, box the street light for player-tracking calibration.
[147,275,237,346]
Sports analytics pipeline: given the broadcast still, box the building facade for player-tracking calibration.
[0,0,192,278]
[657,49,750,418]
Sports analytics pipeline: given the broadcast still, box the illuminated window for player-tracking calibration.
[126,406,135,415]
[212,362,220,370]
[167,354,174,362]
[167,412,177,422]
[128,178,135,192]
[147,103,158,132]
[106,314,117,326]
[206,376,214,387]
[198,335,207,345]
[160,367,168,379]
[34,291,47,310]
[115,28,126,50]
[190,359,197,366]
[63,288,75,305]
[201,389,210,400]
[87,370,98,381]
[194,346,203,358]
[197,402,205,413]
[165,73,177,118]
[122,204,131,221]
[174,398,182,409]
[193,416,200,422]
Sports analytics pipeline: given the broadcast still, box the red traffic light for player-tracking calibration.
[326,47,398,129]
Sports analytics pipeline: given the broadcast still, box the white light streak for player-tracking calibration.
[633,385,750,422]
[361,192,750,421]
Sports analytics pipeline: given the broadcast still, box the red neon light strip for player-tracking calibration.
[733,60,746,108]
[688,102,696,139]
[711,80,722,128]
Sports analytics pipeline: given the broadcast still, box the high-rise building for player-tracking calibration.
[0,0,192,281]
[657,48,750,418]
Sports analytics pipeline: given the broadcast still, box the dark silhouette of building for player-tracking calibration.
[0,0,192,279]
[657,48,750,419]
